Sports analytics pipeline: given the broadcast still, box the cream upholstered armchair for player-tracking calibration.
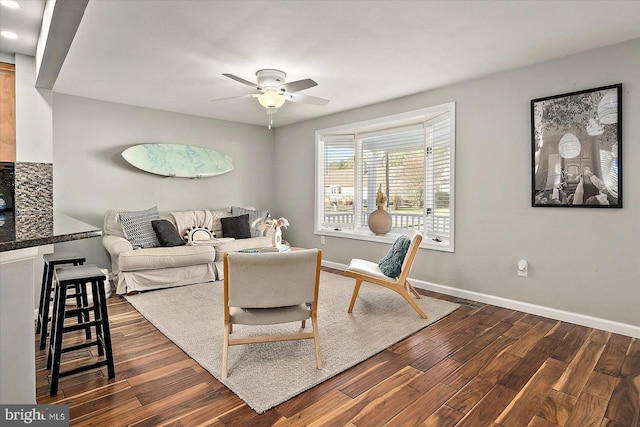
[345,230,427,318]
[222,249,323,379]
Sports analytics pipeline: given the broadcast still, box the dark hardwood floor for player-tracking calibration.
[36,268,640,426]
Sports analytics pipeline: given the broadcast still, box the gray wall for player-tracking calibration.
[52,94,275,269]
[273,39,640,327]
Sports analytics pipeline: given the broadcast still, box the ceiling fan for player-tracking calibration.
[212,69,329,129]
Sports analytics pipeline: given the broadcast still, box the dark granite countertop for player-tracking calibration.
[0,211,102,252]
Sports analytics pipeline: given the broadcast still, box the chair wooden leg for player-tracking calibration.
[397,289,428,319]
[347,279,363,313]
[406,279,421,299]
[301,319,306,329]
[222,322,230,380]
[311,313,322,369]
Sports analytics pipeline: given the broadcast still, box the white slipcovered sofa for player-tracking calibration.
[103,208,274,295]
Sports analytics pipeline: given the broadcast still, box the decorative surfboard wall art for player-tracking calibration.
[122,143,233,178]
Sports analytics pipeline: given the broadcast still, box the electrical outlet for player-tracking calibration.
[517,260,528,277]
[320,236,325,245]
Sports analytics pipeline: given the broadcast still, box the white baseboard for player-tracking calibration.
[321,260,640,338]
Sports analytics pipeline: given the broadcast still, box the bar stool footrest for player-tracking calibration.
[54,360,113,380]
[62,320,102,333]
[64,307,95,318]
[61,340,102,354]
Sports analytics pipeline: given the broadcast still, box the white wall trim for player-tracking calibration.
[321,260,640,339]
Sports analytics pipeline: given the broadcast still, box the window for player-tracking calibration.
[315,104,455,252]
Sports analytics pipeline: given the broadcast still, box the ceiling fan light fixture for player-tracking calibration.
[257,90,285,109]
[217,69,329,129]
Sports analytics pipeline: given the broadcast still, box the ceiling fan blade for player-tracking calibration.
[279,78,317,93]
[210,93,258,102]
[285,92,329,106]
[222,73,261,89]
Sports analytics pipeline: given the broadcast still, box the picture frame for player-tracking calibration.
[531,83,622,208]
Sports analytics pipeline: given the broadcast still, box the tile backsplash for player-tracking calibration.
[14,162,53,238]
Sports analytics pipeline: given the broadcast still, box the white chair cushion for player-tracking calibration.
[345,258,399,283]
[230,304,311,325]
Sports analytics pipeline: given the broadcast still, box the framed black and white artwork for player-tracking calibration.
[531,84,622,208]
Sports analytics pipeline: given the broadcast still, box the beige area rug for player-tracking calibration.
[125,271,459,413]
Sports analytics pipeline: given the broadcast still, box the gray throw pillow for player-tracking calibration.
[221,214,252,239]
[152,219,186,247]
[378,236,411,278]
[231,206,270,237]
[119,206,161,249]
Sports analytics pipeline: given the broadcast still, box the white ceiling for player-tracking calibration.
[3,1,640,129]
[0,0,44,56]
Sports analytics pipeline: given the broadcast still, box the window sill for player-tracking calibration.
[315,228,453,252]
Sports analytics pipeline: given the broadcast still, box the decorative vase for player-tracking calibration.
[272,227,283,247]
[368,205,391,235]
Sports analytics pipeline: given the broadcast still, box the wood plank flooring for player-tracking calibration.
[35,268,640,426]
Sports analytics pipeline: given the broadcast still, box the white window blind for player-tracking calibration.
[320,135,355,229]
[360,126,425,232]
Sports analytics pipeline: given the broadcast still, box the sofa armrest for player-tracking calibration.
[103,235,133,276]
[103,234,133,256]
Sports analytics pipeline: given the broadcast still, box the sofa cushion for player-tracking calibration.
[119,206,161,249]
[118,245,215,271]
[152,219,186,247]
[221,214,251,239]
[231,206,269,237]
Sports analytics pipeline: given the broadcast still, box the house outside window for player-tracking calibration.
[315,103,455,252]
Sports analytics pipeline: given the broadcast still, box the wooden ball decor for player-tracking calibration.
[369,184,391,235]
[368,206,392,235]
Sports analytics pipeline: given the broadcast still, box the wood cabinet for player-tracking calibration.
[0,62,16,162]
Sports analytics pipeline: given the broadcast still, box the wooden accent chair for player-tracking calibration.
[222,249,323,379]
[345,230,427,318]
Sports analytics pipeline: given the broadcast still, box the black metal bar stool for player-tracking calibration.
[46,264,115,396]
[36,252,87,351]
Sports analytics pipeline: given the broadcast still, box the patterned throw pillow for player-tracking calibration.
[231,206,270,237]
[183,226,214,244]
[378,236,411,278]
[119,206,161,249]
